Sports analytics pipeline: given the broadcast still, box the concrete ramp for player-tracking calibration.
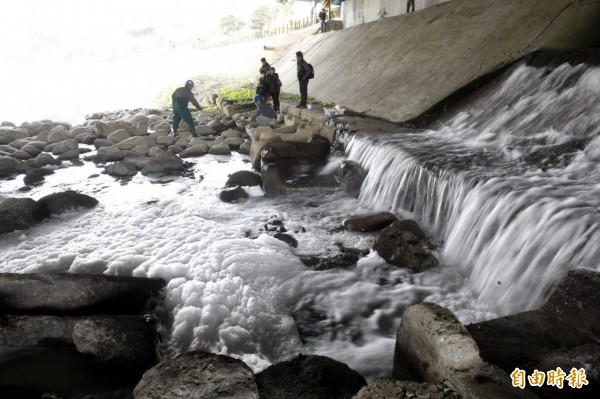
[274,0,600,124]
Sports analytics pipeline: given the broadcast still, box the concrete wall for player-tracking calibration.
[342,0,451,28]
[274,0,600,124]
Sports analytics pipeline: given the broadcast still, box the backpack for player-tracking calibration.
[307,63,315,79]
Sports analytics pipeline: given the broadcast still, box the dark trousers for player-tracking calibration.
[407,0,415,12]
[272,91,280,112]
[298,79,308,106]
[173,107,196,136]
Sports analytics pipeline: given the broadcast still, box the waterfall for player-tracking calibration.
[347,61,600,316]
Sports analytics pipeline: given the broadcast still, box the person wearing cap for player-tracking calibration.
[296,51,312,109]
[171,80,202,137]
[251,95,277,126]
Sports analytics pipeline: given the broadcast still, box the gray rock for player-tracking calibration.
[342,212,397,232]
[134,351,258,399]
[0,315,76,347]
[208,143,231,156]
[37,190,98,215]
[0,144,16,154]
[20,144,43,157]
[0,272,165,315]
[73,315,158,374]
[224,136,244,150]
[105,162,138,177]
[225,170,262,187]
[238,141,251,155]
[11,149,32,160]
[0,198,47,234]
[207,119,227,134]
[95,146,129,162]
[94,138,114,148]
[373,220,437,272]
[219,187,248,203]
[179,144,209,158]
[221,129,243,138]
[68,126,96,139]
[24,168,54,186]
[47,126,69,143]
[141,150,183,175]
[29,152,60,168]
[256,354,366,399]
[107,128,130,143]
[51,139,78,155]
[0,128,29,144]
[274,233,298,248]
[394,303,538,399]
[339,161,366,198]
[57,149,80,161]
[195,125,217,136]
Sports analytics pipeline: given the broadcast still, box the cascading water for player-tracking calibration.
[347,60,600,316]
[1,58,599,383]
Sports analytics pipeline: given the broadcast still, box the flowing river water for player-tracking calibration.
[1,59,599,381]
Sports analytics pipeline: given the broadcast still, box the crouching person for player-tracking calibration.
[252,95,277,126]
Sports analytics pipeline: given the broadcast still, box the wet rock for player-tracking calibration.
[394,302,537,399]
[208,142,231,156]
[141,150,183,175]
[256,354,367,399]
[467,269,600,399]
[225,170,262,187]
[261,163,287,196]
[179,144,208,158]
[339,160,366,197]
[0,273,165,315]
[95,146,129,162]
[57,148,80,161]
[0,315,76,347]
[134,351,258,399]
[238,141,252,155]
[23,168,54,186]
[300,246,369,271]
[52,139,79,155]
[274,232,298,248]
[250,134,331,170]
[0,155,25,177]
[73,315,158,375]
[373,220,437,272]
[37,190,98,215]
[541,268,600,337]
[353,379,462,399]
[525,140,585,168]
[342,212,397,232]
[29,152,60,168]
[219,187,249,203]
[105,162,138,177]
[0,198,48,234]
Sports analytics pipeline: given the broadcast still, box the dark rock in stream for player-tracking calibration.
[0,198,48,234]
[23,168,54,186]
[255,354,367,399]
[342,211,397,232]
[225,170,263,187]
[373,220,437,272]
[219,186,249,203]
[37,190,99,215]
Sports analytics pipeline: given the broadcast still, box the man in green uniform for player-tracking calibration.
[172,80,202,137]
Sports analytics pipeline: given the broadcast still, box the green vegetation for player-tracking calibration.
[220,15,245,37]
[279,92,319,105]
[218,87,255,103]
[250,5,271,33]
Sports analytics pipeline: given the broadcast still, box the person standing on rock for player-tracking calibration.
[171,80,202,137]
[269,67,282,113]
[407,0,415,13]
[259,58,271,74]
[296,51,313,109]
[251,95,277,126]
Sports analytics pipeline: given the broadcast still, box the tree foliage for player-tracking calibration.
[250,5,271,32]
[220,15,245,36]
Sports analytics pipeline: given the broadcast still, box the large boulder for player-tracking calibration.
[255,354,367,399]
[51,139,78,155]
[134,351,258,399]
[107,128,131,143]
[338,160,366,198]
[0,273,165,315]
[394,302,538,399]
[141,150,183,175]
[467,269,600,399]
[47,126,69,143]
[95,146,129,162]
[37,190,98,215]
[373,220,437,272]
[179,144,209,158]
[0,198,48,234]
[29,152,60,168]
[208,143,232,156]
[23,168,54,186]
[0,155,25,177]
[72,315,158,375]
[0,315,76,347]
[342,212,397,232]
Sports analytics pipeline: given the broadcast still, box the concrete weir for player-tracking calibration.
[275,0,600,124]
